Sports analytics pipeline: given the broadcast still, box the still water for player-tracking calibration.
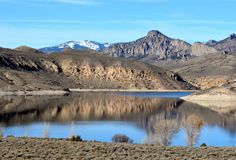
[0,92,236,147]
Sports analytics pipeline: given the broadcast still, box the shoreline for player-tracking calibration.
[182,94,236,102]
[0,89,197,96]
[1,137,235,160]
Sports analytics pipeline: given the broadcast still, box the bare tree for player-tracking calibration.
[182,114,204,146]
[153,119,179,146]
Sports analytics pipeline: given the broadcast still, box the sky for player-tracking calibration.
[0,0,235,48]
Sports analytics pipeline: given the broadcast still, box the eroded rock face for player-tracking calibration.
[58,60,185,89]
[191,43,217,56]
[38,59,60,73]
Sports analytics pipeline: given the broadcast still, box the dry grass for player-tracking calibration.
[0,137,236,160]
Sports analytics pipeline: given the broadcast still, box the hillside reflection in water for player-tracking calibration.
[0,92,236,146]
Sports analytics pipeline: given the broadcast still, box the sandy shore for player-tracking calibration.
[182,94,236,102]
[0,137,235,160]
[181,82,236,112]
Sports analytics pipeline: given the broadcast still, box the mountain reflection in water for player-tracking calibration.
[0,92,236,146]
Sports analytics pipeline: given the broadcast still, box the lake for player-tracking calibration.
[0,92,236,147]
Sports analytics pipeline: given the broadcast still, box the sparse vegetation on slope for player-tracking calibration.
[1,137,235,160]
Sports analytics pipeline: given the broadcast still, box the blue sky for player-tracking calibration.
[0,0,235,48]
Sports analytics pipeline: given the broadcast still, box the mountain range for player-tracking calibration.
[0,29,235,91]
[39,30,236,61]
[104,31,235,60]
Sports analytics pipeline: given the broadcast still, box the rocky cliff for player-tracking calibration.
[0,47,194,91]
[103,30,217,60]
[191,42,217,56]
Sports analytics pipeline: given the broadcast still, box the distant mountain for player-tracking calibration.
[210,34,236,53]
[103,30,217,60]
[39,40,110,53]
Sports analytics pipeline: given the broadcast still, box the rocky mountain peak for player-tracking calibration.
[147,30,163,38]
[103,30,193,60]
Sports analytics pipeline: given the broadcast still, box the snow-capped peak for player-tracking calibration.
[39,40,111,53]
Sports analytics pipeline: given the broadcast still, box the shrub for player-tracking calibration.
[200,143,207,147]
[7,135,14,138]
[112,134,133,143]
[70,135,83,142]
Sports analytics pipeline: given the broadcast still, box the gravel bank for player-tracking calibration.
[1,137,236,160]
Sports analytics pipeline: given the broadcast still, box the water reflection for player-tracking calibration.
[0,92,236,146]
[182,114,204,146]
[150,119,179,146]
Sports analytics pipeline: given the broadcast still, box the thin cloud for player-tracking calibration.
[0,0,48,7]
[0,0,102,6]
[49,0,101,5]
[0,0,167,6]
[1,19,236,25]
[122,0,166,2]
[50,0,166,4]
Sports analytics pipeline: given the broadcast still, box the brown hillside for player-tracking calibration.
[0,47,195,91]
